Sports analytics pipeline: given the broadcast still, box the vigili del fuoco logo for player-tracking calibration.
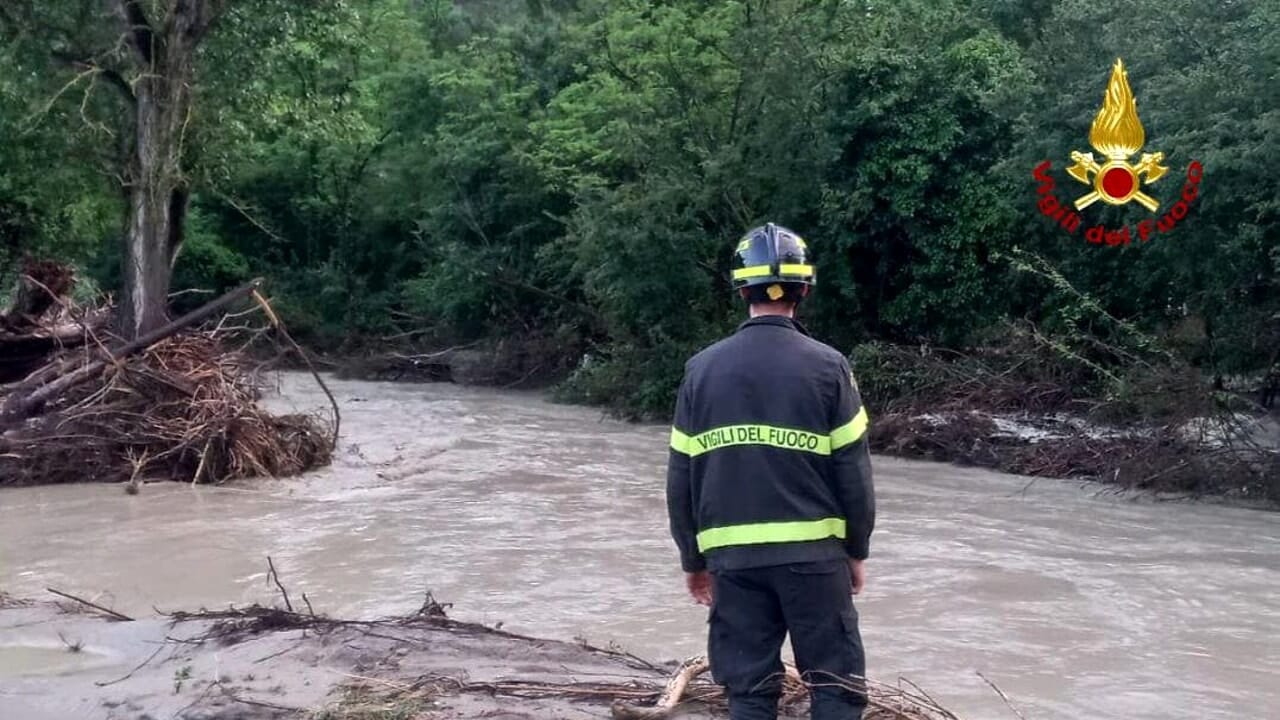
[1033,58,1202,246]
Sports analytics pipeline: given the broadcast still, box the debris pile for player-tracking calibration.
[0,259,336,486]
[3,576,980,720]
[163,593,966,720]
[854,329,1279,502]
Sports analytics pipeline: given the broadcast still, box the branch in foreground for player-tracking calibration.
[46,587,134,622]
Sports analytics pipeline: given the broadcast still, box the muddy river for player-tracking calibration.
[1,373,1277,719]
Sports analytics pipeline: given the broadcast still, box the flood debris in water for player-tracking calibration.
[0,263,337,487]
[0,589,968,720]
[0,591,32,610]
[334,330,581,389]
[853,331,1280,503]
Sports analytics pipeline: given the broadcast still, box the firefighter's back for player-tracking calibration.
[665,223,873,720]
[681,318,850,571]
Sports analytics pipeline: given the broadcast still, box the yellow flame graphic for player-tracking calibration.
[1088,58,1145,159]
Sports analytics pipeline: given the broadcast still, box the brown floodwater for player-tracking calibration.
[1,373,1277,719]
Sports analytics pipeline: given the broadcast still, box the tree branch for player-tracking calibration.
[116,0,155,64]
[51,51,136,105]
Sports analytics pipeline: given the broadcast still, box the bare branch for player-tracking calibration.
[23,66,100,129]
[265,556,294,612]
[210,188,286,244]
[51,51,136,105]
[46,588,134,622]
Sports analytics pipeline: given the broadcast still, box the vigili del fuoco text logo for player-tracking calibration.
[1033,59,1202,246]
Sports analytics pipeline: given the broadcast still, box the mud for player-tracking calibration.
[0,599,719,720]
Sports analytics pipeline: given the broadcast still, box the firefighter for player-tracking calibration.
[666,223,875,720]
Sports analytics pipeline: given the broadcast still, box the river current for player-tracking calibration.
[1,373,1277,719]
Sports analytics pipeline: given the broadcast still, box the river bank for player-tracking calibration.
[329,336,1280,507]
[5,274,1274,506]
[0,593,955,720]
[0,593,707,720]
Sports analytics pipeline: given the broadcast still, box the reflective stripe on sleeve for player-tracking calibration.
[829,406,869,450]
[731,263,814,281]
[670,427,692,454]
[696,517,846,552]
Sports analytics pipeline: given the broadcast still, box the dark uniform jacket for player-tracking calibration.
[666,315,875,572]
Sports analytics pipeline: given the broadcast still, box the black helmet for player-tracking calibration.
[731,223,815,302]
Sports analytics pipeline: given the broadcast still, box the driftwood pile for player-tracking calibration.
[855,331,1279,502]
[166,582,965,720]
[20,559,977,719]
[0,259,335,486]
[333,662,963,720]
[607,657,964,720]
[0,259,108,383]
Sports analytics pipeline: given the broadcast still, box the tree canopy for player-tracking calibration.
[2,0,1276,416]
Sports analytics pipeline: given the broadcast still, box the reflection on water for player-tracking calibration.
[1,373,1277,719]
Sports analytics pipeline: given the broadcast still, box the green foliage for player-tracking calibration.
[0,31,119,276]
[170,211,253,312]
[2,0,1277,417]
[555,339,706,421]
[1004,0,1280,374]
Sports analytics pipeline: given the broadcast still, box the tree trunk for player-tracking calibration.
[121,82,190,337]
[116,0,224,338]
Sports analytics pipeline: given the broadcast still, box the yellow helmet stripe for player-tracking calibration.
[731,263,814,281]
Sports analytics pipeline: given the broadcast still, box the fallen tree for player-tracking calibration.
[0,262,336,486]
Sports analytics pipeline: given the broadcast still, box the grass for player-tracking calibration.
[310,683,438,720]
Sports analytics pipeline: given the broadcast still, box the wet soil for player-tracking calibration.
[0,599,717,720]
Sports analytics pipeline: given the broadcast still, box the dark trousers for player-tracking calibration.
[708,560,867,720]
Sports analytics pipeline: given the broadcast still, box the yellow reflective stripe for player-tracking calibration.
[675,411,866,458]
[697,517,846,552]
[830,406,869,450]
[683,424,831,457]
[732,265,772,280]
[731,264,814,280]
[670,427,692,455]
